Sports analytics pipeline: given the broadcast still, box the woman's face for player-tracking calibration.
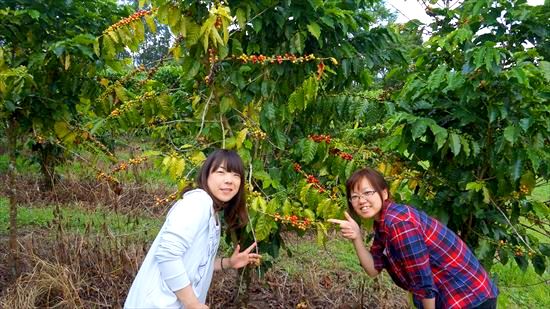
[349,177,387,220]
[207,162,241,203]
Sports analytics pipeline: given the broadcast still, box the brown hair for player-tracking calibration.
[196,149,248,232]
[345,168,392,214]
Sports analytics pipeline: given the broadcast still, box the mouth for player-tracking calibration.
[359,205,372,212]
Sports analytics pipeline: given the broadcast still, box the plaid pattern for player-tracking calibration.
[370,202,498,309]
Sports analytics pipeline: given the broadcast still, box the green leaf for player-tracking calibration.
[531,254,546,276]
[54,122,71,140]
[510,67,528,86]
[291,31,306,54]
[302,139,318,164]
[443,71,465,92]
[316,222,328,246]
[254,214,273,242]
[184,18,201,46]
[288,87,304,113]
[308,0,324,10]
[411,118,429,140]
[26,9,40,19]
[236,8,246,29]
[473,47,486,69]
[93,38,100,57]
[102,35,116,58]
[427,64,447,90]
[540,243,550,257]
[114,85,128,102]
[503,125,519,145]
[235,128,248,149]
[540,61,550,81]
[107,30,119,44]
[133,20,145,42]
[466,181,485,192]
[430,124,448,150]
[145,14,156,33]
[519,171,536,193]
[460,136,470,156]
[220,96,234,113]
[168,6,181,29]
[475,239,493,261]
[511,158,523,182]
[448,132,461,156]
[307,22,321,41]
[514,254,529,272]
[498,247,510,265]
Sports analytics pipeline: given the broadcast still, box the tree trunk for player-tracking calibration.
[6,117,19,277]
[39,144,56,190]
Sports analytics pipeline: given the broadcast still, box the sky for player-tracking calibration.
[386,0,546,24]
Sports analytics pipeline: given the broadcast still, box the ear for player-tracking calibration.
[382,189,389,201]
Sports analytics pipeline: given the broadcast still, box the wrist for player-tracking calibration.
[221,257,232,270]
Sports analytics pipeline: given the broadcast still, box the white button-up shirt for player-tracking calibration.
[124,189,221,308]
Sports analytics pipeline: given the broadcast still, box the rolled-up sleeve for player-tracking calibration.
[389,221,436,299]
[155,192,211,291]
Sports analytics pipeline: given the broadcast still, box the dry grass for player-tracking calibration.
[0,257,82,308]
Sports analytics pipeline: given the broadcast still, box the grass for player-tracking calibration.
[0,196,162,241]
[275,234,407,295]
[0,154,40,175]
[492,261,550,308]
[279,234,550,308]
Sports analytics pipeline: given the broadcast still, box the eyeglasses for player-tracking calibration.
[349,190,377,203]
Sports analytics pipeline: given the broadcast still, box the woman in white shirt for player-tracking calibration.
[125,149,261,309]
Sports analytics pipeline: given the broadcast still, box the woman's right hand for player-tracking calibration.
[328,211,361,241]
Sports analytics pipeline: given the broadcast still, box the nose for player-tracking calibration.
[224,173,233,183]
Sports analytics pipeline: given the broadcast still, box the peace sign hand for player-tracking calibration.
[229,242,262,269]
[328,211,361,241]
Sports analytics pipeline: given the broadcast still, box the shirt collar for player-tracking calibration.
[374,200,393,231]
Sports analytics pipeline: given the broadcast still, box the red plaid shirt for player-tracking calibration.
[371,202,498,308]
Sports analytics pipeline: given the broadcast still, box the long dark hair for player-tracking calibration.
[345,168,392,215]
[195,149,248,232]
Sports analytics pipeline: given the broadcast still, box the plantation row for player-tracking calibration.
[1,0,549,307]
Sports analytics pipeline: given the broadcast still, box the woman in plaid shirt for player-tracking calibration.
[329,168,498,309]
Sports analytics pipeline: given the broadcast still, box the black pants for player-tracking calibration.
[472,298,497,309]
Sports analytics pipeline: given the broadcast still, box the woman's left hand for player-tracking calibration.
[228,242,262,269]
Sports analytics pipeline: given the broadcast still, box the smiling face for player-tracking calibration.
[349,177,388,220]
[207,163,242,203]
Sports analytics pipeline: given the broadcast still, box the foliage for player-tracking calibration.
[0,0,131,187]
[85,0,408,266]
[383,0,550,274]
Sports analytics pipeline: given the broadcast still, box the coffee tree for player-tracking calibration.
[0,0,130,275]
[89,0,405,264]
[383,0,549,274]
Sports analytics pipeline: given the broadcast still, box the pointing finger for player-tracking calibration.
[327,219,346,225]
